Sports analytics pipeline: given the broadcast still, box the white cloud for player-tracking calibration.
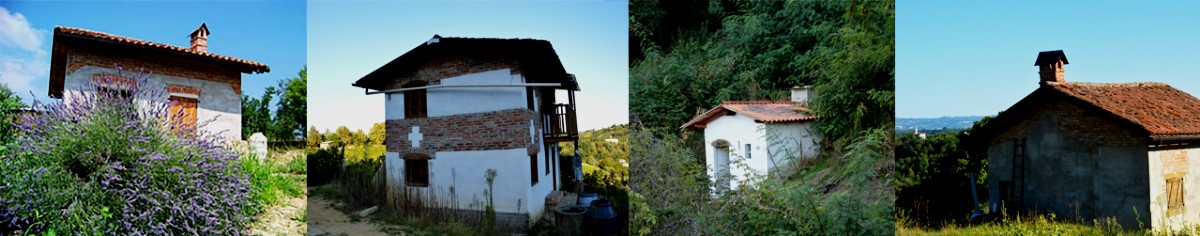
[0,6,45,56]
[0,6,49,102]
[1,54,49,99]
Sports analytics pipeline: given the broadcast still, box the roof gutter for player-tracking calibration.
[1152,135,1200,141]
[361,83,563,95]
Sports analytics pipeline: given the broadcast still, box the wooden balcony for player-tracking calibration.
[543,103,578,143]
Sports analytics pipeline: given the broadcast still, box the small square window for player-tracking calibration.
[405,159,429,187]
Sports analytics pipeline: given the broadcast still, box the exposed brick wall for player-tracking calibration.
[1161,149,1189,175]
[383,54,522,90]
[386,108,542,158]
[66,44,242,94]
[994,99,1147,147]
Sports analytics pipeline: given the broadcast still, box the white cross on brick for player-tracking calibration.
[408,126,423,148]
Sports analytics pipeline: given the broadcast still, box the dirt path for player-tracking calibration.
[307,196,396,236]
[249,194,307,235]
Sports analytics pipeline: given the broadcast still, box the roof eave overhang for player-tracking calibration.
[54,31,270,74]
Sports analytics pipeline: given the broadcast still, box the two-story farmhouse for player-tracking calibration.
[681,87,821,190]
[49,24,270,141]
[351,35,580,228]
[979,50,1200,230]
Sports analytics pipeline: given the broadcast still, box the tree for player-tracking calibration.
[323,129,339,144]
[351,129,369,146]
[335,126,353,145]
[368,122,386,145]
[306,126,322,148]
[240,91,272,139]
[271,66,307,140]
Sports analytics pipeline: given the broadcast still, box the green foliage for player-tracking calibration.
[241,155,306,214]
[369,122,386,145]
[241,66,307,140]
[306,126,322,148]
[806,1,895,140]
[482,169,499,235]
[335,126,353,146]
[0,83,25,156]
[629,1,895,233]
[631,0,855,133]
[583,171,629,234]
[560,124,630,182]
[272,66,307,140]
[352,129,369,146]
[307,148,343,186]
[898,214,1141,235]
[2,72,253,234]
[628,127,709,234]
[241,91,273,139]
[895,117,991,228]
[336,155,383,207]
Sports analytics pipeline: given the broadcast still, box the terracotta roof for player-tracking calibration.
[54,26,269,73]
[681,101,816,129]
[1044,82,1200,137]
[351,35,579,91]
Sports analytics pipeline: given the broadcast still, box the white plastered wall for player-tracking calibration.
[1148,145,1200,231]
[383,68,552,220]
[63,66,242,142]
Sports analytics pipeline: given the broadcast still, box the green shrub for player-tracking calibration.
[337,156,383,207]
[0,69,254,234]
[307,148,343,186]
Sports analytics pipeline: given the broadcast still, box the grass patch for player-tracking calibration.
[897,215,1134,236]
[243,150,308,210]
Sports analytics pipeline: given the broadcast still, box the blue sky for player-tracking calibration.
[897,1,1200,118]
[308,1,628,132]
[0,1,305,106]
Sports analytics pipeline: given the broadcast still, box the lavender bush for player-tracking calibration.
[0,67,256,234]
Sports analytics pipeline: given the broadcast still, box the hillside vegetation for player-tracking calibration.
[628,0,895,234]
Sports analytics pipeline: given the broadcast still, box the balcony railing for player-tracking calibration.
[543,103,578,143]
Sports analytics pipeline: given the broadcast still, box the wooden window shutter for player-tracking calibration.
[1168,177,1185,216]
[168,96,198,137]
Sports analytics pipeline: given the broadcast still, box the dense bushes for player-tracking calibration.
[0,69,255,234]
[307,148,344,186]
[895,117,991,228]
[337,156,384,207]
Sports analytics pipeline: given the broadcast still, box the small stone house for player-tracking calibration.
[48,24,270,141]
[681,87,821,190]
[979,50,1200,230]
[351,35,580,228]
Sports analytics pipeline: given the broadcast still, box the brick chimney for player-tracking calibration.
[189,23,210,52]
[1034,50,1068,84]
[791,85,812,105]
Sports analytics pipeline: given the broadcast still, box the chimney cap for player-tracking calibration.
[1034,50,1068,66]
[189,23,209,38]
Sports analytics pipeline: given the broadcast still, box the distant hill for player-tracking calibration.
[896,116,985,131]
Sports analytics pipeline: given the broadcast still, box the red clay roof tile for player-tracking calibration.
[681,101,816,129]
[54,26,269,73]
[1046,82,1200,137]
